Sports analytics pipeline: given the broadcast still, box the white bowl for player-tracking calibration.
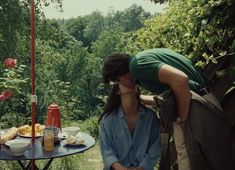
[7,139,30,155]
[63,126,80,136]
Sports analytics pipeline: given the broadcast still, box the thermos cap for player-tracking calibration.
[48,103,60,109]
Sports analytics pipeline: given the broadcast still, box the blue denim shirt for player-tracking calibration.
[99,105,161,170]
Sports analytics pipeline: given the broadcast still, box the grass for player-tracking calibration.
[45,142,103,170]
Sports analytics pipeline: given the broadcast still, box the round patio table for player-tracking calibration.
[0,131,95,170]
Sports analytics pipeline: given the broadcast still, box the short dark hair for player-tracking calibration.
[102,53,131,84]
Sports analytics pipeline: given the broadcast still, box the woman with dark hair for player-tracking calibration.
[99,83,161,170]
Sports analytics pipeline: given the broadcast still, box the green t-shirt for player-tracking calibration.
[129,48,208,94]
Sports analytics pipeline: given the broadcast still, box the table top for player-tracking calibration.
[0,131,95,161]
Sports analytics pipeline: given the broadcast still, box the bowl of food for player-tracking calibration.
[63,126,80,137]
[6,139,30,156]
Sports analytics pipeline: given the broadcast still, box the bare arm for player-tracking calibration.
[140,95,157,106]
[158,64,191,121]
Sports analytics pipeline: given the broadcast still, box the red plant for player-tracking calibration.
[4,58,17,68]
[0,90,13,101]
[0,94,4,101]
[0,58,16,101]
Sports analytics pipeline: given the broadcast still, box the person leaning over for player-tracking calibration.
[101,48,234,170]
[99,83,161,170]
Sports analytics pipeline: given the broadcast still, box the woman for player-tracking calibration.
[99,83,161,170]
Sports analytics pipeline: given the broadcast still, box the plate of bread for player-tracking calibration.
[64,134,85,146]
[18,123,45,138]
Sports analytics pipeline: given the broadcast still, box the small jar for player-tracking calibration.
[43,127,54,151]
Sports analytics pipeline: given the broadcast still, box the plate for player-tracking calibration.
[63,138,86,147]
[64,142,86,147]
[18,133,42,138]
[58,132,67,139]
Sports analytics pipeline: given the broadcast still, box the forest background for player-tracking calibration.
[0,0,234,169]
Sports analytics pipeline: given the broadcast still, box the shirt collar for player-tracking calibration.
[117,105,145,119]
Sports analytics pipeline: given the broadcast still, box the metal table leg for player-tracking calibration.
[17,160,40,170]
[42,158,54,170]
[17,160,27,170]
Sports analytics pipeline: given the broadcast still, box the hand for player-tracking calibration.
[113,166,128,170]
[176,117,187,123]
[111,162,129,170]
[128,167,144,170]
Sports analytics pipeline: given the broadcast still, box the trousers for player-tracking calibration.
[173,92,234,170]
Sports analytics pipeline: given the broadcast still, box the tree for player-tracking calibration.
[83,11,105,48]
[105,4,151,32]
[62,17,89,47]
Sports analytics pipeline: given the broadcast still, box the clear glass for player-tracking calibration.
[43,127,54,151]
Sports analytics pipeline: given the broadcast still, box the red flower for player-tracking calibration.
[4,58,17,68]
[1,90,13,100]
[0,95,4,101]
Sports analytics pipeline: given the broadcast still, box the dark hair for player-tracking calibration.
[102,53,131,84]
[98,84,141,124]
[98,84,120,123]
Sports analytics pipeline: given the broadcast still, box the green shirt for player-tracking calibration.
[129,48,208,94]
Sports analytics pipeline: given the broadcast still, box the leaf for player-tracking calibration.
[219,51,227,56]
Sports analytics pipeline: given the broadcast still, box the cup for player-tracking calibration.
[43,127,54,151]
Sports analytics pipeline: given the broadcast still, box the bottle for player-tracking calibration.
[43,127,54,151]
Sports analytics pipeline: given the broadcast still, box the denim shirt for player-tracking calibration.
[99,105,161,170]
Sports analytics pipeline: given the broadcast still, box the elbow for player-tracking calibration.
[180,74,189,84]
[172,74,189,89]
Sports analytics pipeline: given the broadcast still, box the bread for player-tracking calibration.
[0,127,19,144]
[67,134,85,144]
[67,135,77,144]
[18,125,30,134]
[18,124,45,136]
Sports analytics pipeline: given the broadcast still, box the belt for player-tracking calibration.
[198,87,212,96]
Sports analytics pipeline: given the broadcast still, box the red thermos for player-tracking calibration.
[46,103,61,130]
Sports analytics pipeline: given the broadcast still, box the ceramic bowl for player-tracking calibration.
[63,126,80,137]
[7,139,30,155]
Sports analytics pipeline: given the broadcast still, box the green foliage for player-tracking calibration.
[62,17,89,46]
[0,61,29,122]
[91,30,125,58]
[133,0,235,71]
[84,11,106,48]
[105,4,151,32]
[80,116,99,140]
[0,112,26,128]
[0,0,21,57]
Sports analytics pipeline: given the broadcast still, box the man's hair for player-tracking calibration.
[102,53,131,84]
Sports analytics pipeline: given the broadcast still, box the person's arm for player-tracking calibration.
[99,121,120,170]
[111,162,129,170]
[140,95,157,106]
[158,64,191,121]
[129,167,144,170]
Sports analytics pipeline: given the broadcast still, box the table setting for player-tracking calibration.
[0,104,95,170]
